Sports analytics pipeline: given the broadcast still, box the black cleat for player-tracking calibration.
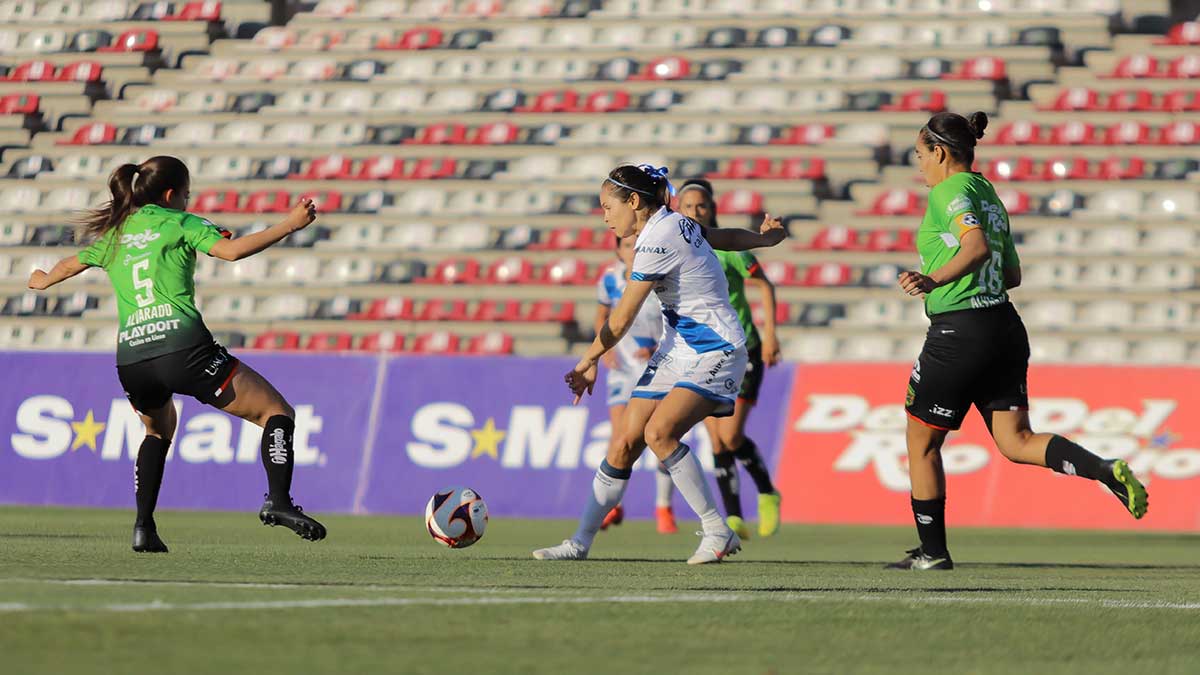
[132,526,168,553]
[885,547,953,570]
[258,494,327,541]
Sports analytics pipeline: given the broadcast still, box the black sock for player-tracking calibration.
[261,415,295,502]
[135,436,169,529]
[911,497,949,558]
[713,452,742,518]
[1045,435,1110,483]
[733,438,775,494]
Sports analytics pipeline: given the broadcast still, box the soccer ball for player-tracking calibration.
[425,487,488,548]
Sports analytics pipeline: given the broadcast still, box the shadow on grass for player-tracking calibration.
[0,532,108,540]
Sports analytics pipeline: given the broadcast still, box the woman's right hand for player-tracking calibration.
[284,198,317,232]
[27,269,49,291]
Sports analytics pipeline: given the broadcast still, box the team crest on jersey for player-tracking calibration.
[119,230,161,250]
[946,195,971,215]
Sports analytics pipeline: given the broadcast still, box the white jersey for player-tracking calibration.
[630,207,746,358]
[596,260,663,374]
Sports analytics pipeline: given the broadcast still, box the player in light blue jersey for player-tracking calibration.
[534,163,786,565]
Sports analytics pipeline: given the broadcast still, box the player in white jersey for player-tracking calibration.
[533,163,786,565]
[593,235,678,534]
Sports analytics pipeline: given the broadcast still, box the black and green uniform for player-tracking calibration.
[905,172,1030,431]
[79,204,238,411]
[713,249,765,403]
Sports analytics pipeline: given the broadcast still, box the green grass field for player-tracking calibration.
[1,507,1198,674]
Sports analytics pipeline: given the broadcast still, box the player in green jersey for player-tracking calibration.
[27,156,328,552]
[890,112,1148,570]
[676,179,783,540]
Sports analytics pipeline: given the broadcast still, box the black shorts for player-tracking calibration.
[116,341,239,414]
[906,302,1030,431]
[739,342,765,404]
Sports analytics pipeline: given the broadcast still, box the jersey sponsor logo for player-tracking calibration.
[946,194,971,215]
[939,232,959,248]
[929,404,955,418]
[405,402,713,472]
[637,246,669,255]
[10,396,325,466]
[119,230,161,250]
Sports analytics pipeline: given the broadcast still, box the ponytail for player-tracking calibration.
[77,155,191,246]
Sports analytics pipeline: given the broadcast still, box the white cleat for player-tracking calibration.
[686,529,741,565]
[532,539,588,561]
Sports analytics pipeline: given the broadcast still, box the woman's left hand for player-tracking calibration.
[759,213,786,247]
[761,335,782,367]
[27,269,50,291]
[565,359,597,405]
[898,270,938,297]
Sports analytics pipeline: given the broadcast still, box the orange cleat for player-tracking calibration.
[655,506,677,534]
[600,504,624,531]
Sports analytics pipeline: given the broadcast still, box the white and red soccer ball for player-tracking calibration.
[425,487,488,548]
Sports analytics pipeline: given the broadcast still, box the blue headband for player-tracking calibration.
[605,164,677,199]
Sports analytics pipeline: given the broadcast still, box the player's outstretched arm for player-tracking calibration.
[566,279,655,403]
[703,213,786,251]
[208,198,316,262]
[27,255,88,291]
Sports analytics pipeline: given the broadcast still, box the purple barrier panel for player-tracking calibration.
[360,355,795,520]
[1,351,375,513]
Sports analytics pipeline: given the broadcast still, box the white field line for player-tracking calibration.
[0,577,559,594]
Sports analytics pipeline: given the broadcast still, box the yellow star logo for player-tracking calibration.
[71,410,106,452]
[470,418,506,460]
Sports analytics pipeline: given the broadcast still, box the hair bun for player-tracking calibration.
[966,111,988,140]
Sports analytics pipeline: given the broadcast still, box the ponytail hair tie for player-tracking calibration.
[637,164,676,197]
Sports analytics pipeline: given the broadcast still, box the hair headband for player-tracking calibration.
[605,164,677,199]
[678,183,711,196]
[922,125,963,150]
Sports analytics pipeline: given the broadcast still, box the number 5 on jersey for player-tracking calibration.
[132,258,156,308]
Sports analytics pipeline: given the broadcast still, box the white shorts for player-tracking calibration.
[630,346,748,418]
[605,368,642,407]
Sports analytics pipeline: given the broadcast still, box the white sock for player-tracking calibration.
[572,461,630,549]
[662,444,727,535]
[655,465,674,508]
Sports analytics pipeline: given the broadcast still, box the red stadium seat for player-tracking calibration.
[408,123,468,145]
[943,57,1006,81]
[800,263,853,287]
[1104,121,1151,145]
[472,300,524,322]
[192,189,240,213]
[1097,157,1145,180]
[412,331,460,354]
[243,190,292,213]
[400,27,444,49]
[859,189,922,216]
[58,122,116,145]
[529,228,610,251]
[1105,89,1156,112]
[1166,55,1200,79]
[759,260,798,286]
[98,29,159,53]
[358,331,406,352]
[0,94,39,115]
[1161,89,1200,112]
[807,226,859,251]
[716,189,764,214]
[526,300,576,323]
[521,90,580,113]
[995,188,1032,215]
[486,256,535,284]
[985,157,1036,182]
[408,157,457,180]
[1049,121,1100,145]
[708,157,772,180]
[995,121,1044,145]
[583,90,630,113]
[778,157,825,179]
[881,89,947,112]
[630,56,690,81]
[297,155,353,180]
[470,122,519,145]
[1047,87,1100,111]
[1041,157,1092,181]
[466,331,514,355]
[357,156,406,180]
[252,331,301,351]
[5,60,56,82]
[1157,121,1200,145]
[418,299,469,322]
[297,190,342,212]
[56,61,103,83]
[771,124,835,145]
[1156,21,1200,46]
[864,229,915,252]
[540,258,590,285]
[163,1,223,21]
[351,297,413,321]
[304,332,353,352]
[420,258,481,284]
[1108,54,1159,79]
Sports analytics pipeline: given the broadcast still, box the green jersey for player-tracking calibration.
[78,204,230,365]
[713,249,761,349]
[917,172,1021,316]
